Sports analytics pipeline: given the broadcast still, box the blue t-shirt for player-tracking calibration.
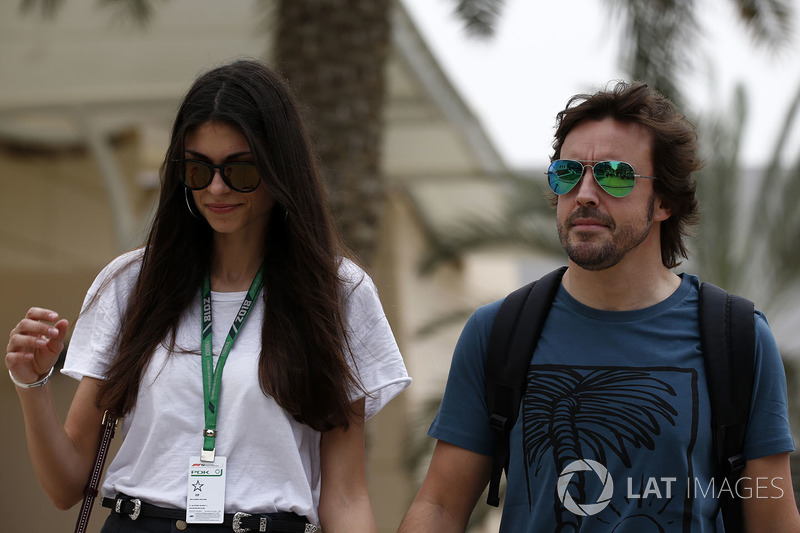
[429,274,793,532]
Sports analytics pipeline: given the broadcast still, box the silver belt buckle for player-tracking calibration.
[115,497,141,520]
[232,512,251,533]
[232,510,320,533]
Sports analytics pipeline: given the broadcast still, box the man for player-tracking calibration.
[399,82,800,532]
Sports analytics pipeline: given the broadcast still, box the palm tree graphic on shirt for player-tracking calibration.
[522,366,679,531]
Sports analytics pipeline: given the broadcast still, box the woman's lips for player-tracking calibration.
[206,203,239,214]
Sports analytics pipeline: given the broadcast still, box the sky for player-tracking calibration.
[401,0,800,170]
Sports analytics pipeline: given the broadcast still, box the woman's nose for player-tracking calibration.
[207,168,231,193]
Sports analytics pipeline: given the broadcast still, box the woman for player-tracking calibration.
[5,59,410,532]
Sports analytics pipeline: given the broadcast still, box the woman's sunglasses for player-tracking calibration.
[176,159,261,193]
[546,159,657,198]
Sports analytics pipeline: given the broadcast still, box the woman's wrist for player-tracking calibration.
[8,366,54,389]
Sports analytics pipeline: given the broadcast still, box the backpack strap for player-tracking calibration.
[485,266,567,506]
[699,282,755,533]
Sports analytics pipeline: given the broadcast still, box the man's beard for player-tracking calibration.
[558,198,655,271]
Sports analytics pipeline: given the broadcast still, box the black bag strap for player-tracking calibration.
[485,266,566,506]
[699,282,755,533]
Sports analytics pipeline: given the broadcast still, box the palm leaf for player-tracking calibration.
[730,0,794,49]
[18,0,63,18]
[693,84,748,290]
[418,172,563,274]
[602,0,701,105]
[19,0,159,27]
[96,0,161,28]
[523,369,678,472]
[450,0,506,39]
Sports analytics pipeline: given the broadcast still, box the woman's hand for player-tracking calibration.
[6,307,69,386]
[7,307,105,509]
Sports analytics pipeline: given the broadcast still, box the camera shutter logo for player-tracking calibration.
[557,459,614,516]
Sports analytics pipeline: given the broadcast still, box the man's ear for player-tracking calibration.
[653,195,672,222]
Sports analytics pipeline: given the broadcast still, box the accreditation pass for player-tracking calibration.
[186,456,227,523]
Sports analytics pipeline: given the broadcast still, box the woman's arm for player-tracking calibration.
[6,307,105,509]
[318,397,376,533]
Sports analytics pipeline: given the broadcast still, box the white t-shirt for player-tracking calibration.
[62,249,411,524]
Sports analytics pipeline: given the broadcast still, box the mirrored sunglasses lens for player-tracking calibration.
[226,164,260,192]
[548,160,583,194]
[594,161,635,197]
[184,161,212,189]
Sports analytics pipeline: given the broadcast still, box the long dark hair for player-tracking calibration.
[551,81,702,269]
[98,59,362,431]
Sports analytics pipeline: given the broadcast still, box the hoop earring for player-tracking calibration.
[185,187,201,219]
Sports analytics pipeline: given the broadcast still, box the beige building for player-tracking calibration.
[0,1,539,531]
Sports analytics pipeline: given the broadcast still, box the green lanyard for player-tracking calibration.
[199,265,264,462]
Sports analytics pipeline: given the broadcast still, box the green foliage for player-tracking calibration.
[417,171,562,275]
[694,81,800,314]
[602,0,793,107]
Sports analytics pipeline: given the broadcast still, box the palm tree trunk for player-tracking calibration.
[275,0,391,266]
[552,399,584,531]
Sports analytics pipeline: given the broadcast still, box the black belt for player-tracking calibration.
[101,495,320,533]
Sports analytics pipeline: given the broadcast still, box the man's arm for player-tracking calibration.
[740,452,800,532]
[399,440,493,533]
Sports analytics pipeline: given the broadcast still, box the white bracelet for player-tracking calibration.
[8,366,54,389]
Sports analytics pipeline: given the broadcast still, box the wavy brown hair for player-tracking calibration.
[97,59,362,431]
[551,81,702,269]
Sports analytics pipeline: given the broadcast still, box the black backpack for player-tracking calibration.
[485,267,755,533]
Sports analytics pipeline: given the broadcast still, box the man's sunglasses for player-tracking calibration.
[546,159,657,198]
[176,159,261,193]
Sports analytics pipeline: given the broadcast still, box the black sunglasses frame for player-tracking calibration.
[174,159,261,193]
